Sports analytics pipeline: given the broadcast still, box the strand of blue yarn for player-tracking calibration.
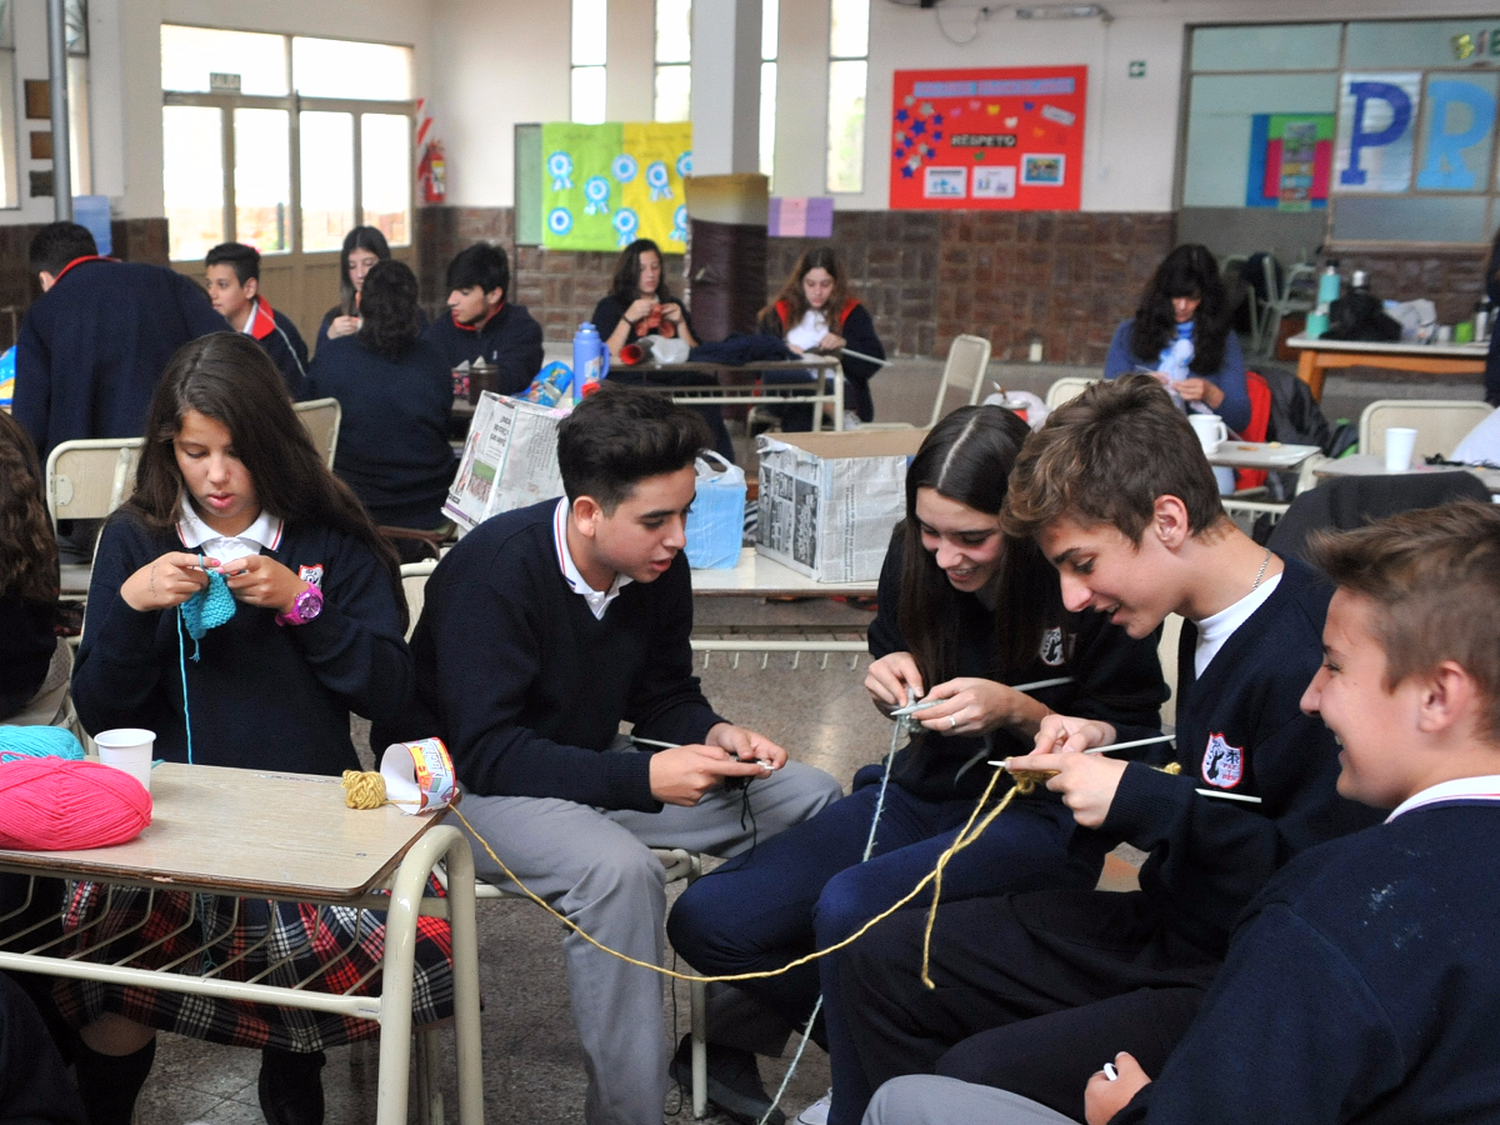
[175,560,237,766]
[0,725,85,762]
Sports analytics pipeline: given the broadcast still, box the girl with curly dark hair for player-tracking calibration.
[0,409,63,721]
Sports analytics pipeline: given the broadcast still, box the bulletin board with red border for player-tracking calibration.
[890,67,1087,211]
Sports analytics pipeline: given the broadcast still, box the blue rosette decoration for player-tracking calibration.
[676,151,693,178]
[670,205,689,244]
[612,153,638,183]
[548,151,574,191]
[612,208,640,247]
[646,160,672,202]
[548,207,574,236]
[583,175,611,215]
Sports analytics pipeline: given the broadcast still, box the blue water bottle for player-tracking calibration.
[572,322,610,402]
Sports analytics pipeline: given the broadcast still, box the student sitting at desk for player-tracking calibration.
[204,241,309,395]
[419,241,543,388]
[384,386,841,1125]
[303,260,457,543]
[66,333,453,1125]
[668,405,1166,1125]
[822,376,1379,1125]
[756,247,886,431]
[864,501,1500,1125]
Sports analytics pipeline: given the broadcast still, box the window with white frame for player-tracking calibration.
[0,0,16,208]
[761,0,777,181]
[572,0,607,125]
[656,0,692,123]
[826,0,868,193]
[160,26,413,262]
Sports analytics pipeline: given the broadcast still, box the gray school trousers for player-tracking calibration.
[458,757,842,1125]
[863,1076,1078,1125]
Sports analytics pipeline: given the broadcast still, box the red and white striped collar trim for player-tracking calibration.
[1386,775,1500,822]
[551,497,630,618]
[243,296,278,342]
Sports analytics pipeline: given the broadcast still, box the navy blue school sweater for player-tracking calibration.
[302,336,457,528]
[1115,799,1500,1125]
[868,532,1167,803]
[418,304,544,394]
[13,257,228,459]
[393,500,725,811]
[1101,557,1382,958]
[73,511,412,776]
[243,296,310,396]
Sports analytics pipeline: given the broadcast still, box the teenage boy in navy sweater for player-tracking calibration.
[419,241,543,391]
[822,376,1378,1125]
[395,386,841,1125]
[204,242,309,395]
[863,500,1500,1125]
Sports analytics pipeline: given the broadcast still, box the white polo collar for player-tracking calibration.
[552,497,631,620]
[1387,774,1500,822]
[177,493,284,561]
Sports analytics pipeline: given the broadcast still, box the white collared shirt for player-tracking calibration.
[1386,774,1500,822]
[552,497,631,621]
[177,494,284,564]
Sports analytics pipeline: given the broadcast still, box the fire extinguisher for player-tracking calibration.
[418,139,446,204]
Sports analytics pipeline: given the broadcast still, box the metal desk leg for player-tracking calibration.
[834,369,845,430]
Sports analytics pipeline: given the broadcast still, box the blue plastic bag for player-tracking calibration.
[684,452,746,569]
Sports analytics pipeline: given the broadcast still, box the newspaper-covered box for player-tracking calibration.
[445,392,568,532]
[755,429,926,582]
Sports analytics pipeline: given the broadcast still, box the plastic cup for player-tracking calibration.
[1384,427,1419,472]
[1456,320,1475,344]
[1437,325,1454,344]
[94,728,155,793]
[1188,413,1227,454]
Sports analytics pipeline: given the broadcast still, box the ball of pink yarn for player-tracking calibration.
[0,758,153,850]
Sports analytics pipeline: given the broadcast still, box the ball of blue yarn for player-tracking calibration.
[0,726,86,763]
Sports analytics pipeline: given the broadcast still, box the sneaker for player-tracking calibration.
[795,1090,832,1125]
[842,411,861,431]
[669,1035,786,1125]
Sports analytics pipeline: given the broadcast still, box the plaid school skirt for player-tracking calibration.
[53,880,455,1052]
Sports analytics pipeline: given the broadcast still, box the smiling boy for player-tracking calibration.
[391,386,840,1125]
[827,375,1376,1125]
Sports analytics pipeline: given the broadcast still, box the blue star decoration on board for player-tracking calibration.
[932,113,944,126]
[902,166,915,178]
[933,132,943,141]
[895,109,910,123]
[894,148,906,160]
[910,120,926,136]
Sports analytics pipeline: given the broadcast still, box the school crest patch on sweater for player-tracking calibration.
[298,564,325,588]
[1201,732,1244,789]
[1039,626,1066,667]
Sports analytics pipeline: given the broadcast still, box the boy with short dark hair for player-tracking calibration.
[419,241,543,390]
[866,501,1500,1125]
[391,386,840,1125]
[823,375,1377,1125]
[204,241,309,394]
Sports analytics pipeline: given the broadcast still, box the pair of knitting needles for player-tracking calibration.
[986,732,1263,804]
[889,676,1075,719]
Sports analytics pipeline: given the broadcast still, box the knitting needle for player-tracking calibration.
[629,733,777,769]
[890,676,1075,718]
[1194,789,1263,803]
[986,732,1176,767]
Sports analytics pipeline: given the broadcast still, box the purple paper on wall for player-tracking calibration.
[769,196,835,238]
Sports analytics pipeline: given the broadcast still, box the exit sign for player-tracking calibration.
[1128,60,1146,78]
[209,72,241,92]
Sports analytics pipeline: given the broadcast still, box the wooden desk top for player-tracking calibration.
[1286,335,1488,361]
[1207,441,1322,471]
[690,547,878,597]
[0,763,441,901]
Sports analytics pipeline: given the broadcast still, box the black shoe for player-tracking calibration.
[670,1034,786,1125]
[258,1047,327,1125]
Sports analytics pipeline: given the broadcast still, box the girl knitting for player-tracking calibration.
[66,332,451,1125]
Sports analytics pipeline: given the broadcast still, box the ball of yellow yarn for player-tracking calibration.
[341,770,387,810]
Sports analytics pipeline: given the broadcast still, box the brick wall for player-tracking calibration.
[1330,246,1487,328]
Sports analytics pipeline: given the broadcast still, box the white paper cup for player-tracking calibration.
[1384,427,1419,472]
[94,728,155,793]
[1188,413,1227,454]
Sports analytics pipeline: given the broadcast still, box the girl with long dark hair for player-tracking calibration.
[592,237,698,359]
[0,410,64,722]
[303,260,456,535]
[667,406,1165,1123]
[758,246,886,427]
[1103,243,1250,435]
[316,225,391,351]
[65,333,451,1125]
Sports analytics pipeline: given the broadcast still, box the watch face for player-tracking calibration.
[297,586,323,622]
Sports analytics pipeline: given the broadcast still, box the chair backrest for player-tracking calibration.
[1043,376,1097,411]
[399,559,439,641]
[293,397,342,469]
[926,334,992,428]
[1358,399,1493,461]
[44,438,144,532]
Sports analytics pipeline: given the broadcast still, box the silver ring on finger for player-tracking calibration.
[949,714,958,729]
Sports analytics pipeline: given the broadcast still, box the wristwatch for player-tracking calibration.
[276,583,324,626]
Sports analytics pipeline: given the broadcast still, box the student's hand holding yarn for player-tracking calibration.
[1084,1052,1151,1125]
[659,302,686,328]
[817,331,847,352]
[916,678,1050,738]
[1005,748,1127,828]
[326,314,361,340]
[219,554,309,615]
[865,652,924,717]
[1032,712,1118,755]
[623,296,657,326]
[648,743,767,806]
[121,551,212,612]
[706,722,786,771]
[1175,376,1224,410]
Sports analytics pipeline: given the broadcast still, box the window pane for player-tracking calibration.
[826,59,866,192]
[829,0,869,59]
[65,0,85,54]
[762,0,778,61]
[0,52,18,206]
[161,26,288,95]
[1347,19,1500,70]
[234,109,290,253]
[1190,23,1341,72]
[656,0,692,65]
[1334,195,1487,243]
[163,105,224,261]
[760,60,776,180]
[655,64,692,123]
[292,38,411,100]
[68,55,89,195]
[300,111,354,253]
[1417,72,1498,193]
[0,3,13,51]
[573,0,607,66]
[572,66,607,125]
[361,113,411,248]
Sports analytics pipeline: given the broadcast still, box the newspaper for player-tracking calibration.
[445,392,569,532]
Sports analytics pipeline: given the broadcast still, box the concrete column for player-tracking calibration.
[690,0,762,175]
